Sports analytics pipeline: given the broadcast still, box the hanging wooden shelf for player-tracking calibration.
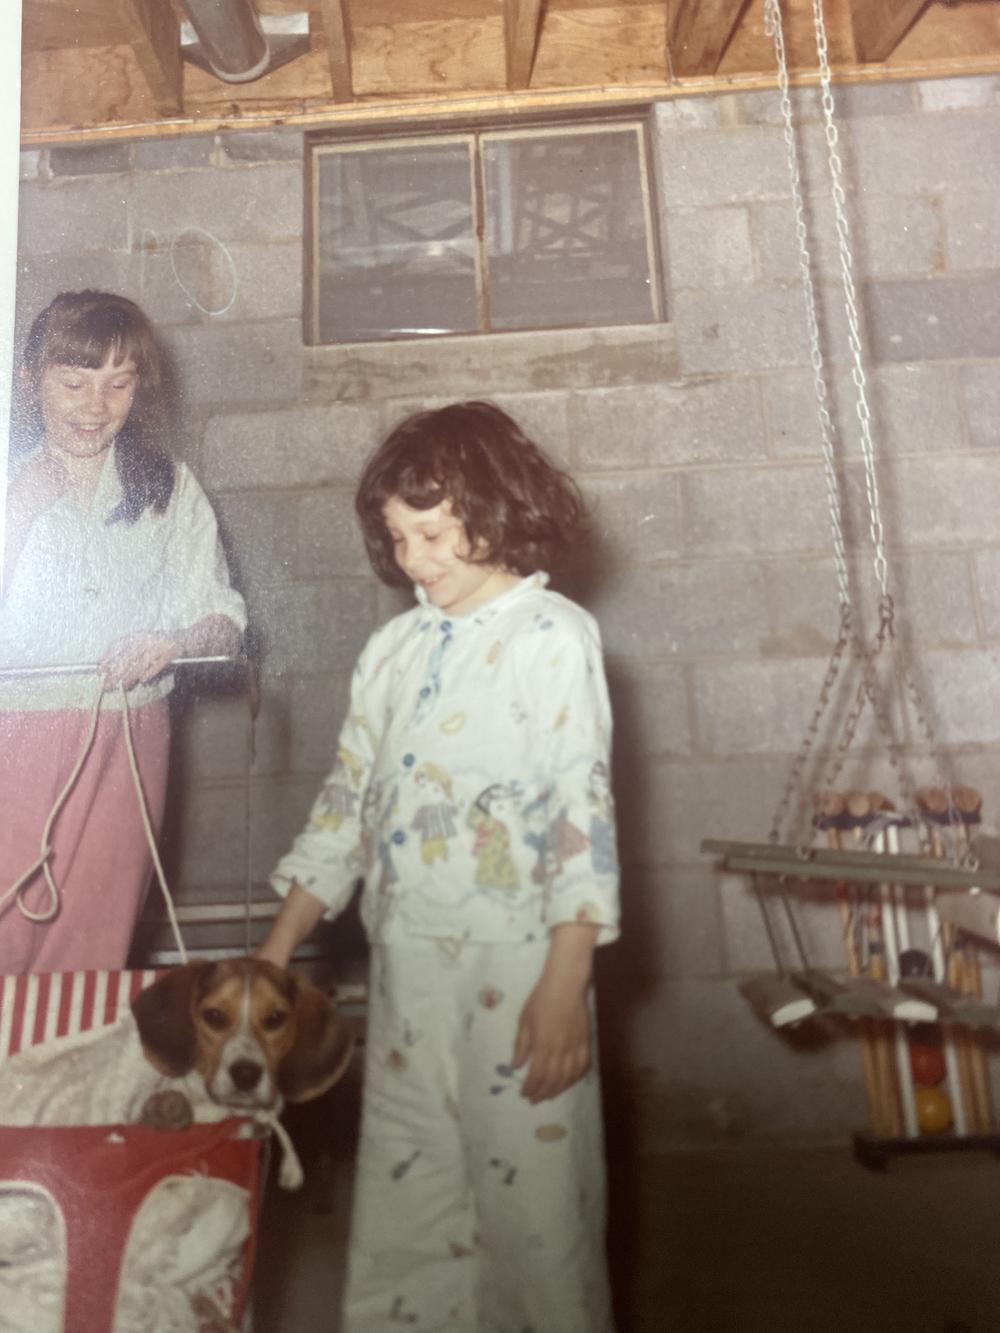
[702,838,1000,893]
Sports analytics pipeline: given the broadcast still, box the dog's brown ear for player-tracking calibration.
[132,964,202,1076]
[277,977,355,1104]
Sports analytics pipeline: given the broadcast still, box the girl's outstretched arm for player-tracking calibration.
[256,881,329,969]
[511,921,600,1104]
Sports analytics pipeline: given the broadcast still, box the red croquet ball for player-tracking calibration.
[909,1039,946,1087]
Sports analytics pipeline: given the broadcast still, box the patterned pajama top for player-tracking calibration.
[272,573,620,946]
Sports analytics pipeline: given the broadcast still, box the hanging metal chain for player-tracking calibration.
[764,0,963,855]
[765,0,854,846]
[808,0,890,602]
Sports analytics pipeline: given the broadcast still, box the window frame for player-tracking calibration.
[305,107,665,347]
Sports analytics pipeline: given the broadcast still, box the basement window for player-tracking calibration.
[307,119,663,344]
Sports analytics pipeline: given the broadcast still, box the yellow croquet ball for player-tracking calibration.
[915,1085,953,1135]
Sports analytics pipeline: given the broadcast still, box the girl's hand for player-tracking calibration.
[511,923,599,1104]
[99,631,178,689]
[512,971,592,1104]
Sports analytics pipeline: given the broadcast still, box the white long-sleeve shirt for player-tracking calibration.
[272,573,620,946]
[0,446,246,710]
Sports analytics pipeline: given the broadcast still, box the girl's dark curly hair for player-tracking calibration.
[16,290,175,525]
[356,401,584,586]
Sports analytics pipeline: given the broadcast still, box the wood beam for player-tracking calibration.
[851,0,929,62]
[667,0,752,76]
[505,0,544,89]
[114,0,182,116]
[318,0,354,102]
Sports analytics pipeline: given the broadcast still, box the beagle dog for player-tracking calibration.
[132,958,355,1114]
[0,959,354,1133]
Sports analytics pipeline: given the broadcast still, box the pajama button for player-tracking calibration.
[392,831,406,845]
[403,753,415,766]
[440,620,452,631]
[419,687,431,698]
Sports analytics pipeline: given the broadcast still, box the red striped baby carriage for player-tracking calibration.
[0,970,265,1333]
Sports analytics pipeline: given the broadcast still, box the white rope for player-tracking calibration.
[1,678,188,962]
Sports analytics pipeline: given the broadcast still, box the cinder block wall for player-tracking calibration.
[14,73,1000,1150]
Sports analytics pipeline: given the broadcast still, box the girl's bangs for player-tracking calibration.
[38,306,145,374]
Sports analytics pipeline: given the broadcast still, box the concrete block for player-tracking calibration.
[719,874,850,975]
[672,284,851,375]
[847,110,1000,198]
[752,192,943,283]
[133,135,217,172]
[692,656,902,757]
[213,491,300,598]
[944,191,1000,272]
[172,691,254,783]
[916,75,1000,112]
[201,403,382,491]
[130,163,304,245]
[579,472,682,566]
[137,236,302,325]
[572,378,766,469]
[19,150,43,182]
[218,129,304,163]
[615,754,790,865]
[763,362,964,461]
[865,276,1000,362]
[620,977,866,1146]
[919,649,1000,744]
[664,207,754,290]
[656,125,789,209]
[606,659,692,759]
[970,551,1000,642]
[653,97,722,132]
[162,319,304,409]
[304,323,680,402]
[961,362,1000,450]
[287,674,355,775]
[168,779,254,891]
[762,550,980,655]
[587,560,771,659]
[604,864,725,979]
[866,455,1000,547]
[731,82,915,128]
[49,143,131,177]
[252,578,377,676]
[297,490,371,579]
[681,463,834,557]
[19,179,131,254]
[14,252,141,343]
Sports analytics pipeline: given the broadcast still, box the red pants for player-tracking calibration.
[0,699,170,975]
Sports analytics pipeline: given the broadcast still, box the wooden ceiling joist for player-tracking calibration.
[667,0,753,76]
[505,0,545,89]
[318,0,353,102]
[850,0,930,62]
[115,0,182,116]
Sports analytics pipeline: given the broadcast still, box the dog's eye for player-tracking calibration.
[200,1007,230,1031]
[262,1008,289,1032]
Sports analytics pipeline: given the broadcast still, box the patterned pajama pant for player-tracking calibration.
[343,937,616,1333]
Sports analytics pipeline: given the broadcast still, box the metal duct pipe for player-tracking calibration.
[179,0,310,84]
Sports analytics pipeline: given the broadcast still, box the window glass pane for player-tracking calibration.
[316,142,477,342]
[482,128,655,331]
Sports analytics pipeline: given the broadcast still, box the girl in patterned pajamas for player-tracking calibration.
[259,401,620,1333]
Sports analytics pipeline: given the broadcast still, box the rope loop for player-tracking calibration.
[1,678,188,963]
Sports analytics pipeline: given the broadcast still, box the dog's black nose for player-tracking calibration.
[229,1059,264,1092]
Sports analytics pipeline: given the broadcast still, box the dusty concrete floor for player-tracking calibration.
[251,1068,999,1333]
